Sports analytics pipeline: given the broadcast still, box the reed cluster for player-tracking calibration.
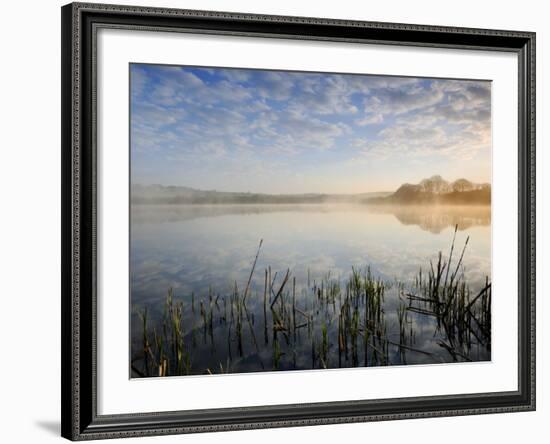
[131,227,491,377]
[406,226,491,360]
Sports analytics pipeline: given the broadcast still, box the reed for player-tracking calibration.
[406,226,491,361]
[131,230,491,377]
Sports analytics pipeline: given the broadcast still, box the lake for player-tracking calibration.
[130,204,491,377]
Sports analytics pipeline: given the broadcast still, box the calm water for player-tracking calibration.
[130,204,491,377]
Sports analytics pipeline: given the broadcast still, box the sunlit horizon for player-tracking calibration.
[132,173,490,195]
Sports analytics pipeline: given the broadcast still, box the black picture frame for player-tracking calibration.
[61,2,536,440]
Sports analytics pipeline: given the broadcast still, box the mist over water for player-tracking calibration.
[130,203,491,375]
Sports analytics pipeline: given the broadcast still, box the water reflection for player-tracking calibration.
[132,204,368,225]
[132,203,491,234]
[367,204,491,234]
[130,203,492,376]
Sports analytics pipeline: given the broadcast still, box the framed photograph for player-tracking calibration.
[61,2,536,440]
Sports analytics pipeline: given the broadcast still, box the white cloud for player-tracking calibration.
[255,71,295,101]
[355,113,383,126]
[130,66,148,97]
[131,65,492,190]
[363,84,445,116]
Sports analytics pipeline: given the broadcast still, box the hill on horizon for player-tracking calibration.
[131,184,391,205]
[131,176,490,205]
[368,175,491,205]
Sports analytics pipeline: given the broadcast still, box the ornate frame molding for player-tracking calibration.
[61,2,535,440]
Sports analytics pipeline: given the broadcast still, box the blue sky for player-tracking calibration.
[130,64,491,193]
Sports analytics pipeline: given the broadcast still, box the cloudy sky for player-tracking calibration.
[130,64,491,193]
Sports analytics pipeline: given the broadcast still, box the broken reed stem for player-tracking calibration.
[292,276,296,338]
[264,268,268,344]
[242,239,263,304]
[270,269,290,309]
